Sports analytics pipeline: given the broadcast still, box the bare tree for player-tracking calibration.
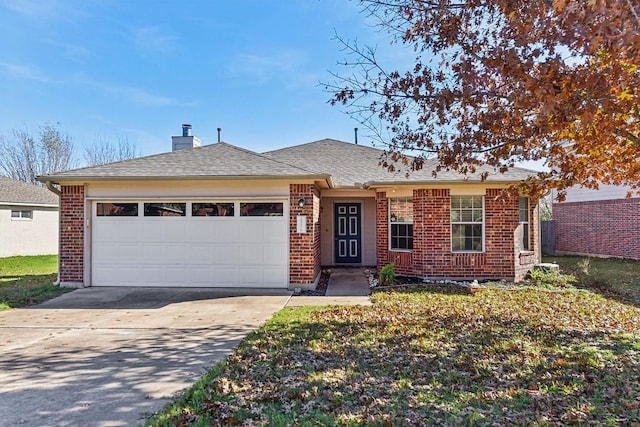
[83,136,139,166]
[539,194,552,221]
[0,122,75,184]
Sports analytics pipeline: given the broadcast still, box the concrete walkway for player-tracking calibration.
[325,267,371,296]
[287,267,373,307]
[0,287,291,427]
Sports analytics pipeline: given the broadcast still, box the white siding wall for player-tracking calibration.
[86,180,291,198]
[0,205,58,258]
[556,184,635,203]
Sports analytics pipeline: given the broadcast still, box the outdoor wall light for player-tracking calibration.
[298,197,306,208]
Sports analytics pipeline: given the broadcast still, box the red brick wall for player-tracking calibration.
[59,185,84,284]
[554,198,640,259]
[412,189,451,277]
[289,184,321,285]
[483,188,519,278]
[375,192,392,268]
[376,188,539,281]
[313,190,321,277]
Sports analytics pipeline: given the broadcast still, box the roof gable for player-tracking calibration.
[0,176,58,206]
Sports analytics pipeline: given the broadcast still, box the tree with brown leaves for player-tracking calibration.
[327,0,640,199]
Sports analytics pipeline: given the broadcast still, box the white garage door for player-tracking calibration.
[91,200,288,288]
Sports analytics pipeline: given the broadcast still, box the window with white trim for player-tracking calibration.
[451,195,484,252]
[11,210,33,219]
[519,197,530,251]
[389,197,413,250]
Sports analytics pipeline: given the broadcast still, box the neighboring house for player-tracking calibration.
[553,185,640,259]
[38,126,540,289]
[0,176,59,258]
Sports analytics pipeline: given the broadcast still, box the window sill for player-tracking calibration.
[519,251,535,256]
[452,251,485,254]
[388,249,414,253]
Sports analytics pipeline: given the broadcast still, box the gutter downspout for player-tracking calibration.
[45,180,61,196]
[44,181,61,285]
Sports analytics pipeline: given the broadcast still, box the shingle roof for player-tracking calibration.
[39,142,327,181]
[264,139,535,187]
[39,138,535,188]
[0,176,58,206]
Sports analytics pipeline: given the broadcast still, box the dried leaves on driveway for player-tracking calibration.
[150,287,640,426]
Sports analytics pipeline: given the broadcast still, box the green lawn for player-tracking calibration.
[0,255,71,310]
[545,255,640,305]
[147,284,640,426]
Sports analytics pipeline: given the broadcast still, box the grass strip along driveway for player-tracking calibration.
[0,255,70,310]
[149,285,640,426]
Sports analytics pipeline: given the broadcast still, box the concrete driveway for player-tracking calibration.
[0,287,292,427]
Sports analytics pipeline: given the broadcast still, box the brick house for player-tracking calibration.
[553,185,640,259]
[39,129,540,289]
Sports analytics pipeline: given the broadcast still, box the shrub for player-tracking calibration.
[577,258,593,276]
[529,268,577,289]
[379,263,396,286]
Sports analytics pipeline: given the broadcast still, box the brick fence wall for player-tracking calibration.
[554,198,640,259]
[59,185,85,285]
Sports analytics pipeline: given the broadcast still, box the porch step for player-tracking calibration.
[533,262,560,272]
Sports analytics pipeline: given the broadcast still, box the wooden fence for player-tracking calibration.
[541,220,555,255]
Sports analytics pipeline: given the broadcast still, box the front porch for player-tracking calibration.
[319,191,377,267]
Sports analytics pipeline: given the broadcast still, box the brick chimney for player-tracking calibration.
[171,124,201,151]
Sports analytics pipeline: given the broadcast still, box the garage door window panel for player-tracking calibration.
[192,202,234,217]
[144,202,186,217]
[240,202,283,217]
[97,202,138,216]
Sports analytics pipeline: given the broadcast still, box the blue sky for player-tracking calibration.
[1,0,391,160]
